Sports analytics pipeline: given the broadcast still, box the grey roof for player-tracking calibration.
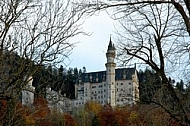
[107,37,115,51]
[78,68,136,83]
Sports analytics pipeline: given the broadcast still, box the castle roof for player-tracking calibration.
[78,68,136,83]
[107,37,115,51]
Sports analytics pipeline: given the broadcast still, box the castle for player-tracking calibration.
[22,38,139,112]
[73,38,139,107]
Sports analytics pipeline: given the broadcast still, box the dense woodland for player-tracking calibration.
[0,51,189,125]
[33,63,188,105]
[33,65,87,99]
[138,69,187,104]
[0,0,190,125]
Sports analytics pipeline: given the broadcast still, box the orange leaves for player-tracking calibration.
[0,100,7,107]
[0,100,7,122]
[0,98,182,125]
[97,105,117,126]
[33,97,48,107]
[33,97,50,119]
[114,107,130,125]
[97,105,132,126]
[64,113,77,126]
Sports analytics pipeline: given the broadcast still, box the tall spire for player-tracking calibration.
[105,37,116,107]
[108,36,115,51]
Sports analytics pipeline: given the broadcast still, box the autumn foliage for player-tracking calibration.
[0,99,182,125]
[90,104,180,126]
[97,104,117,126]
[33,97,50,119]
[85,101,102,114]
[0,100,7,123]
[64,113,77,126]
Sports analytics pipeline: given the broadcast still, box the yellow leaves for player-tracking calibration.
[128,111,139,124]
[84,101,102,115]
[25,116,35,126]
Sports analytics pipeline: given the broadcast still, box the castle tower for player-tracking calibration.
[105,37,116,107]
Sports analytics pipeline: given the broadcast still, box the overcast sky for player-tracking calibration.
[63,2,187,83]
[66,11,117,72]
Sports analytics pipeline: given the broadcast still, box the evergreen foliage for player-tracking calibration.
[138,68,162,104]
[138,68,187,104]
[33,65,86,99]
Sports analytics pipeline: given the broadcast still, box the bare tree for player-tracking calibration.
[76,0,190,125]
[115,4,190,125]
[0,0,86,125]
[80,0,190,35]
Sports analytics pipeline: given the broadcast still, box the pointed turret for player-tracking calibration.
[105,37,116,107]
[106,37,115,63]
[108,37,115,51]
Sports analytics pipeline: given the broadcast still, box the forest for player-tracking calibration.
[1,62,188,125]
[0,0,190,125]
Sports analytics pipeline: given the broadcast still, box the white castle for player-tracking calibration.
[73,38,139,107]
[21,38,139,112]
[21,76,35,107]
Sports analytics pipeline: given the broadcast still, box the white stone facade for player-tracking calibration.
[22,76,35,107]
[46,88,72,113]
[45,39,139,111]
[73,69,139,107]
[73,39,139,107]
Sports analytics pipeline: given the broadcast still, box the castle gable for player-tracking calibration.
[115,68,135,80]
[79,68,135,83]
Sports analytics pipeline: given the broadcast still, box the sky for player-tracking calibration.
[67,11,117,72]
[63,1,187,82]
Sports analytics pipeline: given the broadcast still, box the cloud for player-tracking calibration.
[68,11,116,72]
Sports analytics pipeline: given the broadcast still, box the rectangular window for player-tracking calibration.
[92,86,96,88]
